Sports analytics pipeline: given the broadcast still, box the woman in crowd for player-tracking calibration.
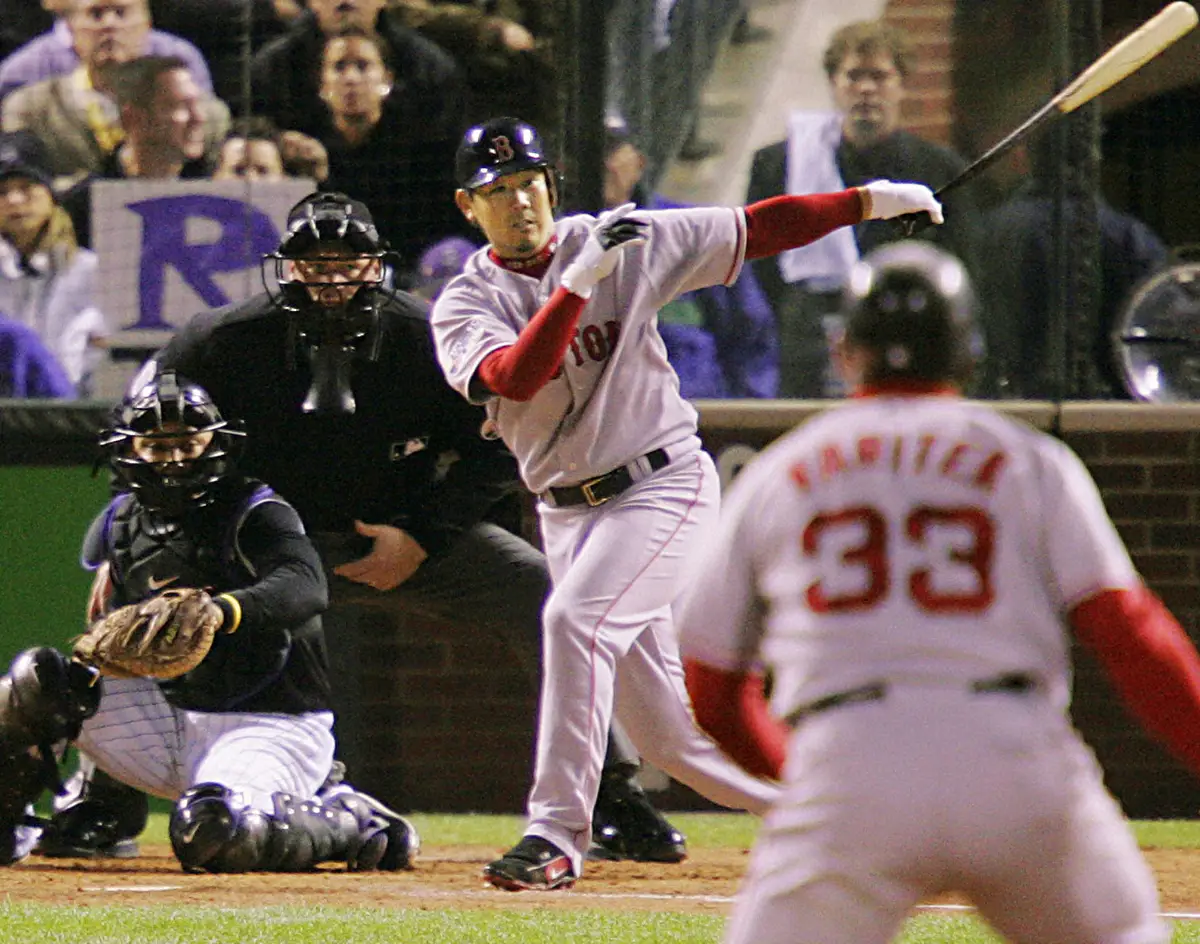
[0,130,108,397]
[314,27,467,284]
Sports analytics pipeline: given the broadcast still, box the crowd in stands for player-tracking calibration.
[0,3,1170,401]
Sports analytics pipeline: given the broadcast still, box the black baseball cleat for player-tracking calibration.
[483,835,576,891]
[590,774,688,863]
[34,800,142,859]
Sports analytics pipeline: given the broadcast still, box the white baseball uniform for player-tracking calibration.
[75,681,335,814]
[679,394,1170,944]
[432,206,780,875]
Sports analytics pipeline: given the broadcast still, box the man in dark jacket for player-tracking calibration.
[746,19,980,398]
[250,0,466,141]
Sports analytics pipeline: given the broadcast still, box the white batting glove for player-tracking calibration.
[561,202,648,299]
[860,180,944,224]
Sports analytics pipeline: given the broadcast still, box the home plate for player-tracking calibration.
[82,885,184,893]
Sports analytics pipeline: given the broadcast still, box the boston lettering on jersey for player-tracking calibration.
[789,432,1007,494]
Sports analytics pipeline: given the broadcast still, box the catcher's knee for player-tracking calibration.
[169,783,419,874]
[169,783,272,873]
[0,647,100,749]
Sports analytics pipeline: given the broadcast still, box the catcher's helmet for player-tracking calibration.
[842,240,981,386]
[455,116,552,191]
[102,370,245,517]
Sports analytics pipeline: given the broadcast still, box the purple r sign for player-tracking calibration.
[125,194,282,330]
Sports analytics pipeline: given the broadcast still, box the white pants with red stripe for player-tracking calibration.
[724,684,1167,944]
[75,677,335,813]
[527,447,780,875]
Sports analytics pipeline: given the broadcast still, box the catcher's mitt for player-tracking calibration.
[73,588,224,680]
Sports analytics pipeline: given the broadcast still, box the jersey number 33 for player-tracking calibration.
[802,504,996,614]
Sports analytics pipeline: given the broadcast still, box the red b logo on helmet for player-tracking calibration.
[491,135,515,162]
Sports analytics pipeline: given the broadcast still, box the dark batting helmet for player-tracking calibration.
[455,116,553,191]
[101,370,245,517]
[842,240,981,386]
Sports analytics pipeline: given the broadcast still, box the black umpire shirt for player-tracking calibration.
[154,291,521,559]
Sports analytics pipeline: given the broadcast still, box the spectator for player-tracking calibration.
[59,55,225,248]
[213,116,286,181]
[604,116,777,398]
[0,130,109,395]
[2,7,226,182]
[213,117,329,184]
[250,0,466,143]
[145,0,288,111]
[746,19,980,398]
[390,0,558,133]
[412,235,477,302]
[314,27,469,279]
[0,314,77,397]
[279,129,331,183]
[0,0,212,105]
[976,138,1169,399]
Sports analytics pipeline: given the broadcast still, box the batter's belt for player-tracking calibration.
[540,448,671,508]
[783,672,1038,728]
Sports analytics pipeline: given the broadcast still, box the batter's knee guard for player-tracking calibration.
[0,648,100,865]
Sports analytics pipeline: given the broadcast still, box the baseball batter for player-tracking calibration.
[678,241,1200,944]
[429,116,944,890]
[0,371,418,873]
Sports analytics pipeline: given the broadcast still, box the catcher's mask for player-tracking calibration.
[101,370,245,518]
[842,240,982,387]
[264,190,390,415]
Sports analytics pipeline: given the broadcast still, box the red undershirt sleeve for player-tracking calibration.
[477,285,587,401]
[684,659,787,780]
[743,190,867,260]
[1071,586,1200,777]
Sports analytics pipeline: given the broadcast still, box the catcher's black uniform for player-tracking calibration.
[81,477,331,714]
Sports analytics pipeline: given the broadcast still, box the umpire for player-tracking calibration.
[49,191,686,864]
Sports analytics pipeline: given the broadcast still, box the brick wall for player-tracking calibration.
[1061,421,1200,818]
[884,0,958,145]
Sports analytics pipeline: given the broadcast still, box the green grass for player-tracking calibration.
[5,815,1199,944]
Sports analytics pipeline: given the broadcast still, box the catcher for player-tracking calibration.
[0,370,418,873]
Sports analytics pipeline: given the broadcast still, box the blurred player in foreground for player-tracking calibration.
[679,240,1200,944]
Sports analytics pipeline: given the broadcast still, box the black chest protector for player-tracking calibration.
[91,483,310,713]
[104,484,271,606]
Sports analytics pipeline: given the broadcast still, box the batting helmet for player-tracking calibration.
[455,116,553,191]
[102,370,245,516]
[842,240,980,386]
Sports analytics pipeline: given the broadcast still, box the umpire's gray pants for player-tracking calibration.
[315,523,640,802]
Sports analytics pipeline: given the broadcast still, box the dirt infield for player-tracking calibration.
[6,845,1200,915]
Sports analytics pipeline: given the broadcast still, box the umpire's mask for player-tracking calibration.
[265,191,389,415]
